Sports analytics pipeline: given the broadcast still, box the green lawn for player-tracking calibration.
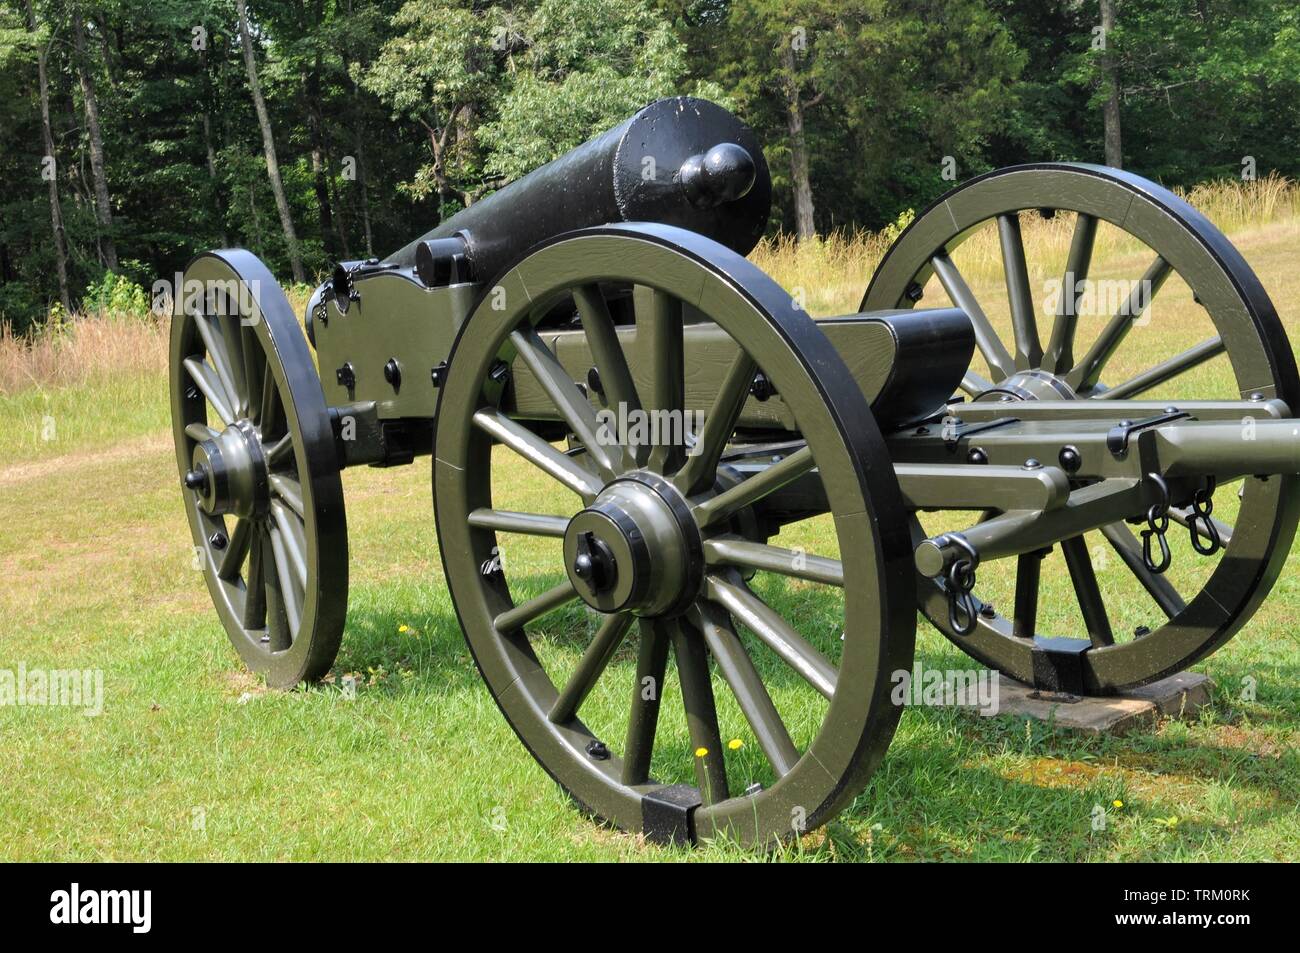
[2,219,1298,861]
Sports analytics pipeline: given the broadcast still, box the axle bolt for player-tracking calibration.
[383,358,402,390]
[209,531,228,550]
[183,468,208,490]
[585,740,610,761]
[1058,446,1082,473]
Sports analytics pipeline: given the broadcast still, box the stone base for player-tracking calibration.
[992,672,1213,735]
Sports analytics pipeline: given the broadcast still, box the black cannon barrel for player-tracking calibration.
[386,97,772,284]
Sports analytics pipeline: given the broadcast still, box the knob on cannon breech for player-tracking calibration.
[678,143,756,209]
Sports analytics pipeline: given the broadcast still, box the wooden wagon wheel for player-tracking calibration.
[434,224,914,847]
[863,163,1300,691]
[170,250,348,688]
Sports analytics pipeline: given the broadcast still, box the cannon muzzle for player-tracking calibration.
[386,97,771,285]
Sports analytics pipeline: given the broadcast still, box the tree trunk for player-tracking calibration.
[200,48,230,247]
[780,43,816,241]
[26,0,72,312]
[305,61,336,260]
[236,0,306,283]
[1100,0,1123,168]
[70,4,118,272]
[354,125,375,258]
[342,2,375,258]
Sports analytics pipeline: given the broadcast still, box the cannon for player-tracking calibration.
[170,97,1300,848]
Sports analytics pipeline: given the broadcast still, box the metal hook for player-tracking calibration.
[946,558,979,636]
[1189,477,1222,556]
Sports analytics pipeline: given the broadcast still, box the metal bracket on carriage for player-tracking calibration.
[1106,408,1192,457]
[941,414,1021,452]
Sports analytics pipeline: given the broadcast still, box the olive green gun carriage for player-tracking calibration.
[170,98,1300,847]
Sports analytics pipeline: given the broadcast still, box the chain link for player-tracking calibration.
[1141,473,1172,574]
[1188,476,1223,555]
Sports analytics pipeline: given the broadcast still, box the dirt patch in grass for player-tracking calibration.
[0,431,170,488]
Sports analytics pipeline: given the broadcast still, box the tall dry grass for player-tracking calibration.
[2,175,1296,397]
[751,172,1300,316]
[0,315,171,397]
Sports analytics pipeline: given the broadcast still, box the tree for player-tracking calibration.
[1099,0,1122,167]
[23,0,71,311]
[364,0,715,216]
[685,0,1024,236]
[235,0,305,283]
[69,2,117,270]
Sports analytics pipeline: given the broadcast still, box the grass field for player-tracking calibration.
[2,178,1298,861]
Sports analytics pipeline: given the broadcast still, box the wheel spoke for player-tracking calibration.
[270,500,308,591]
[240,319,262,422]
[473,407,602,500]
[218,312,251,418]
[637,286,685,474]
[1067,256,1172,391]
[960,370,993,397]
[510,327,619,478]
[930,252,1015,381]
[997,213,1043,369]
[671,618,729,804]
[693,446,814,529]
[269,473,304,519]
[673,349,757,496]
[1100,522,1186,619]
[493,580,577,634]
[264,434,293,469]
[706,574,837,699]
[242,525,267,630]
[185,421,219,443]
[194,313,241,416]
[218,517,253,581]
[259,358,282,438]
[1044,212,1098,375]
[1012,549,1046,639]
[623,619,671,785]
[468,508,569,538]
[184,357,235,426]
[574,285,641,467]
[267,523,303,636]
[1095,336,1226,400]
[549,612,633,723]
[703,537,843,586]
[698,605,799,777]
[1060,536,1114,647]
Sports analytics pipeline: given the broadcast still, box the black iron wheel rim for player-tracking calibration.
[434,224,914,847]
[863,163,1300,692]
[170,250,348,688]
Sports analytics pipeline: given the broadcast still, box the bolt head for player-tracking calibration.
[209,531,228,550]
[585,740,610,761]
[1022,458,1042,470]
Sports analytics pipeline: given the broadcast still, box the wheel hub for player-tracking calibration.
[563,472,703,616]
[187,421,269,519]
[975,369,1077,403]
